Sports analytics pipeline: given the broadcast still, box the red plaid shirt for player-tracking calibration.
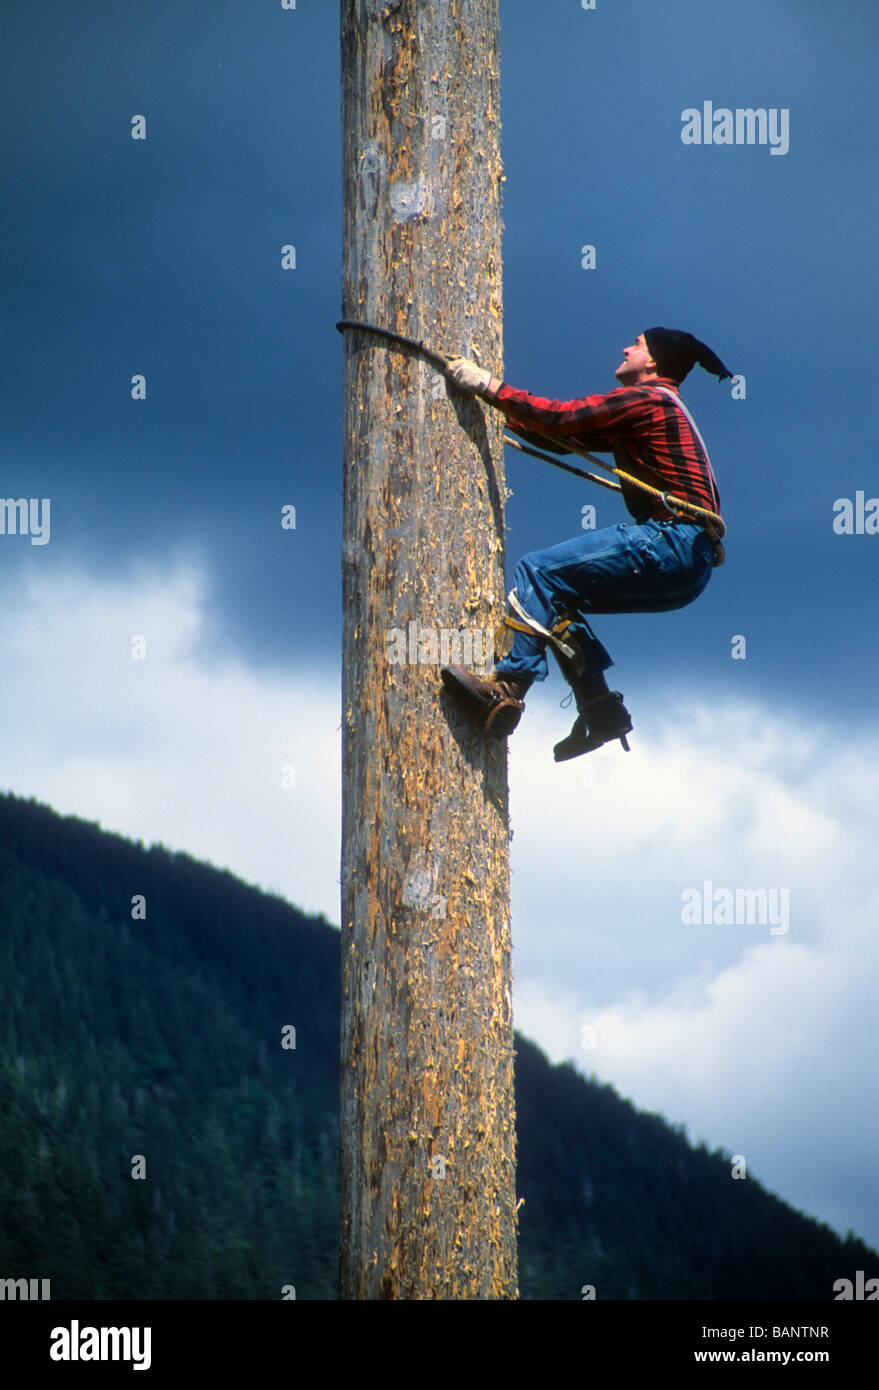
[483,374,721,523]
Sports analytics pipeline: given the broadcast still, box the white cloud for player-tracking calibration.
[0,561,342,922]
[509,691,879,1248]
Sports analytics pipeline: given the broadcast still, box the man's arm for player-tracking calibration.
[477,376,571,455]
[446,357,653,451]
[480,378,648,442]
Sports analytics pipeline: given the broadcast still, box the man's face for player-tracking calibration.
[615,334,657,384]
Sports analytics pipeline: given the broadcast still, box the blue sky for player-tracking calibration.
[3,1,879,1260]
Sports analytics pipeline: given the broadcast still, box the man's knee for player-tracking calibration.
[514,549,543,579]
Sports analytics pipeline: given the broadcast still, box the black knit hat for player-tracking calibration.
[643,327,733,383]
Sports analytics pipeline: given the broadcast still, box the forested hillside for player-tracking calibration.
[0,792,873,1299]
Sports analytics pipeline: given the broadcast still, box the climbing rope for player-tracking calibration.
[503,432,726,548]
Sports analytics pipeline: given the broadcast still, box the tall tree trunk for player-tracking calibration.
[339,0,516,1299]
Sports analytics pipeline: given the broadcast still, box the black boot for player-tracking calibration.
[440,665,531,739]
[553,690,633,761]
[546,611,632,760]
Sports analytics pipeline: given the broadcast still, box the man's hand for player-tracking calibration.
[445,356,492,394]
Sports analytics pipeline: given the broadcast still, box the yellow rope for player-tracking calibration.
[612,466,726,539]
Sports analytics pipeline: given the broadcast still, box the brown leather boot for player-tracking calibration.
[440,665,530,739]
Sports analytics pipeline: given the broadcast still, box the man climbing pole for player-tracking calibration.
[441,327,733,760]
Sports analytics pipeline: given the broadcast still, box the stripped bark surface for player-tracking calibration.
[340,0,517,1299]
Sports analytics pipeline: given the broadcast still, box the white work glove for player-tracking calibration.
[445,356,492,393]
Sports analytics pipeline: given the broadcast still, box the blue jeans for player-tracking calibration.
[495,520,715,686]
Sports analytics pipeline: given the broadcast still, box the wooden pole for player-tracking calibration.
[339,0,517,1299]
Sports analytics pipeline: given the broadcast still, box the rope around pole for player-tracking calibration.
[502,434,623,492]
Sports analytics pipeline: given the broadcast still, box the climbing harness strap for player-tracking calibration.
[495,591,577,662]
[651,386,725,566]
[494,611,533,657]
[653,386,722,517]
